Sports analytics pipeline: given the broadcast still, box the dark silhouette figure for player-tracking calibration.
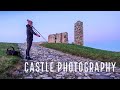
[26,19,40,60]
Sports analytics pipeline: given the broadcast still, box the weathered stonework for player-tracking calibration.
[48,20,83,45]
[48,34,56,43]
[56,33,62,43]
[61,32,68,44]
[74,21,83,46]
[48,32,68,44]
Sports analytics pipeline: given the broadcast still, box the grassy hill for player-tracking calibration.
[0,42,21,79]
[41,43,120,67]
[0,42,120,78]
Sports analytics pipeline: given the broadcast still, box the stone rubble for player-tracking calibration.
[14,43,120,79]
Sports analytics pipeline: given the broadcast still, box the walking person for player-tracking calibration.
[26,19,40,60]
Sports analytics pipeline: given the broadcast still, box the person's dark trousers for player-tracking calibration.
[26,39,33,59]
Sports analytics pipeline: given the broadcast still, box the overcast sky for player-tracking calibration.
[0,11,120,51]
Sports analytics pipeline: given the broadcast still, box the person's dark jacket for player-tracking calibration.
[26,24,37,41]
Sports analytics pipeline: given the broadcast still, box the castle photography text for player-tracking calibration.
[24,61,116,73]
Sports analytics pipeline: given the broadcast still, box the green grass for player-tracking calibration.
[41,43,120,67]
[0,42,21,79]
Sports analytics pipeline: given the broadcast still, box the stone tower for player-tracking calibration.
[74,21,83,45]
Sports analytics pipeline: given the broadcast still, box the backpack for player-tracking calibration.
[6,46,21,57]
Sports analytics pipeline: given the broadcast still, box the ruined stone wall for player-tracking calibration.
[61,32,68,44]
[74,21,83,45]
[48,32,68,44]
[48,34,56,43]
[56,33,62,43]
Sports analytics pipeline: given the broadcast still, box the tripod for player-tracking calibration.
[32,26,48,42]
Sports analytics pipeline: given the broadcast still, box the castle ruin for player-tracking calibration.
[48,20,83,45]
[48,32,68,44]
[74,21,83,45]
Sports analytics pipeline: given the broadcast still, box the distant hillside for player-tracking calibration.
[41,43,120,67]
